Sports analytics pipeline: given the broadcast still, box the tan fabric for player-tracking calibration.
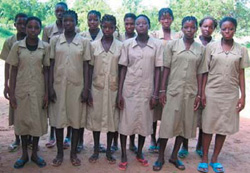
[87,39,122,132]
[42,23,80,43]
[118,37,163,137]
[159,38,207,139]
[49,33,91,129]
[117,33,136,42]
[6,38,50,136]
[202,40,250,135]
[80,30,103,41]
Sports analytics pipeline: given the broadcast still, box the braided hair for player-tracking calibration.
[182,16,198,29]
[158,8,174,21]
[136,14,151,29]
[124,13,136,21]
[56,2,68,11]
[25,16,42,27]
[88,10,101,20]
[199,16,218,29]
[63,10,78,25]
[101,14,116,26]
[219,16,237,29]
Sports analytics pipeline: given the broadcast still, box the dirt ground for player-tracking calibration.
[0,60,250,173]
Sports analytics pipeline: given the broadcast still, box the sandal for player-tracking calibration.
[169,159,185,170]
[178,148,189,158]
[197,162,209,173]
[153,160,165,171]
[129,145,138,154]
[98,144,106,153]
[106,154,116,164]
[148,145,156,153]
[196,149,203,158]
[76,144,84,153]
[111,145,119,152]
[45,139,56,148]
[63,137,70,149]
[52,157,63,167]
[89,153,99,163]
[136,157,149,167]
[70,157,81,166]
[210,162,224,173]
[118,162,128,171]
[14,159,29,169]
[31,156,46,168]
[8,142,20,152]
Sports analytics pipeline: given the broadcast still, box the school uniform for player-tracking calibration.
[117,33,136,42]
[118,37,163,137]
[159,38,207,139]
[202,40,250,135]
[80,30,103,41]
[87,39,122,132]
[49,33,91,129]
[6,38,50,137]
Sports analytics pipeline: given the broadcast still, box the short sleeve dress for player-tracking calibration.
[49,33,91,129]
[118,37,163,137]
[6,38,50,137]
[202,40,250,135]
[80,30,103,41]
[159,38,207,139]
[87,39,122,132]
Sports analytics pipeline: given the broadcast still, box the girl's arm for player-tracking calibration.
[81,61,89,103]
[117,65,127,110]
[43,66,49,109]
[237,69,245,112]
[194,74,202,111]
[49,59,56,102]
[4,63,10,99]
[201,72,208,107]
[9,66,18,109]
[150,67,161,109]
[88,64,94,106]
[159,67,170,106]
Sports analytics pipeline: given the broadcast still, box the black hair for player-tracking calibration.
[158,8,174,21]
[182,16,198,28]
[56,2,68,10]
[136,14,151,29]
[101,14,116,26]
[88,10,101,20]
[124,13,136,21]
[25,16,42,27]
[199,16,218,29]
[219,16,237,29]
[63,10,78,25]
[15,13,28,22]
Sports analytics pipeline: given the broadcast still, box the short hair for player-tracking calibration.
[136,14,151,29]
[56,2,68,10]
[182,16,198,28]
[88,10,101,20]
[15,13,28,22]
[124,13,136,21]
[101,14,116,26]
[158,8,174,21]
[199,16,218,29]
[25,16,42,27]
[63,10,78,25]
[219,16,237,29]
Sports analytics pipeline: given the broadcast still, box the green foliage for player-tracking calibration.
[0,27,14,38]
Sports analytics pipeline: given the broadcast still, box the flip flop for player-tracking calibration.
[197,162,209,173]
[89,153,99,163]
[52,157,63,167]
[8,142,20,152]
[148,145,156,153]
[106,154,116,164]
[129,145,138,154]
[31,156,46,168]
[153,160,165,171]
[63,137,70,149]
[169,159,185,170]
[45,139,56,148]
[118,162,128,171]
[210,162,224,173]
[99,144,106,153]
[178,148,189,158]
[136,157,149,167]
[76,144,84,153]
[196,149,203,158]
[70,157,81,166]
[14,159,29,169]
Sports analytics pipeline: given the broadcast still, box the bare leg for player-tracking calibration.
[112,131,118,149]
[169,136,185,170]
[196,128,203,151]
[52,128,64,166]
[106,132,116,163]
[150,122,157,147]
[70,128,80,166]
[137,135,145,159]
[120,134,127,163]
[211,134,226,163]
[20,135,29,161]
[77,128,84,153]
[89,131,100,163]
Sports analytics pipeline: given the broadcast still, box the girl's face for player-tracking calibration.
[220,21,235,41]
[201,19,215,38]
[88,14,100,30]
[182,20,197,39]
[135,17,149,35]
[101,21,115,38]
[124,17,135,34]
[159,13,173,29]
[63,15,76,32]
[26,20,41,39]
[55,5,66,20]
[15,17,27,34]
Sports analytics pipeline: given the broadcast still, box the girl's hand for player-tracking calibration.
[150,97,157,110]
[117,95,125,110]
[194,95,201,111]
[201,93,206,107]
[49,88,57,103]
[81,88,88,103]
[10,96,17,109]
[237,97,245,112]
[3,85,10,100]
[159,92,167,106]
[43,94,49,109]
[87,91,93,107]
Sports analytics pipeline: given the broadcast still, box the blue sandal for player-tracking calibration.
[210,162,224,173]
[14,159,29,169]
[178,148,189,158]
[197,162,209,173]
[31,156,46,168]
[196,149,203,158]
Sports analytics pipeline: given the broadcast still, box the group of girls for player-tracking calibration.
[1,1,249,173]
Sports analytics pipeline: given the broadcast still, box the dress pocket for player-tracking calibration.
[109,75,118,91]
[92,75,105,90]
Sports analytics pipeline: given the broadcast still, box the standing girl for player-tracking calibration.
[153,16,207,171]
[87,14,122,164]
[197,17,249,173]
[117,14,163,171]
[7,16,49,168]
[49,10,91,166]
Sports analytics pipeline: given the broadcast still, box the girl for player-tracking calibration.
[117,14,163,171]
[197,17,249,173]
[179,16,217,159]
[87,14,122,164]
[153,16,207,171]
[7,16,49,168]
[49,10,91,167]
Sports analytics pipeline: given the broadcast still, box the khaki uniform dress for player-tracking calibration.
[202,40,250,135]
[117,33,136,42]
[49,34,91,129]
[0,35,17,126]
[150,30,182,122]
[6,38,50,137]
[118,37,163,137]
[87,39,122,132]
[159,38,207,139]
[80,30,103,41]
